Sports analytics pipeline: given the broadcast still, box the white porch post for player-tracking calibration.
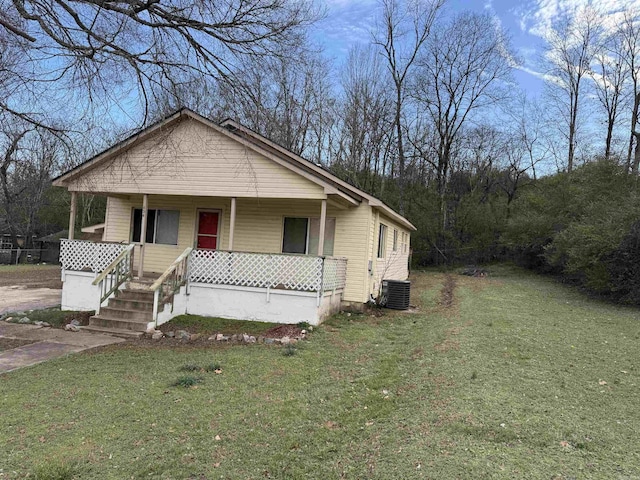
[318,198,327,256]
[228,197,236,250]
[138,194,149,278]
[68,191,77,240]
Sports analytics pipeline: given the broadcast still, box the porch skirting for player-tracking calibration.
[61,270,112,312]
[62,272,343,327]
[177,283,343,326]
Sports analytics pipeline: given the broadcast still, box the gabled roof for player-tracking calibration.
[54,108,416,230]
[220,119,416,230]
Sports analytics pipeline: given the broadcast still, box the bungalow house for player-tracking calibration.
[53,109,414,335]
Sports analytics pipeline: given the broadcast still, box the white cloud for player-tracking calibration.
[515,64,563,85]
[518,0,640,38]
[314,0,379,54]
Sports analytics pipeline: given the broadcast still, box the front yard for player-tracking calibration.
[1,266,639,479]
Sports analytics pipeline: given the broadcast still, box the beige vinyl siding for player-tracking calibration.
[104,195,372,302]
[333,202,372,303]
[66,119,325,199]
[104,195,231,273]
[370,211,411,298]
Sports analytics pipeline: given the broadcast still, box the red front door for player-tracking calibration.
[197,211,219,250]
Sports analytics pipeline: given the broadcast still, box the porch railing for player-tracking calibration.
[322,257,348,293]
[188,250,347,293]
[150,247,193,325]
[60,239,131,272]
[91,244,135,312]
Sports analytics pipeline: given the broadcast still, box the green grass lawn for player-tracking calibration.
[1,265,640,479]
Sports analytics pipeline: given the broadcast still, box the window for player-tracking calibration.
[377,224,387,258]
[393,229,398,251]
[132,209,180,245]
[282,217,308,254]
[282,217,336,255]
[309,217,336,256]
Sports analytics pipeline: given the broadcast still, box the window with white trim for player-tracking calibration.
[282,217,336,256]
[377,224,387,258]
[393,229,398,251]
[131,209,180,245]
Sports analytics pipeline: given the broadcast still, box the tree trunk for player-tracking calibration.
[632,131,640,175]
[628,92,640,172]
[567,94,578,173]
[605,114,614,159]
[395,87,405,215]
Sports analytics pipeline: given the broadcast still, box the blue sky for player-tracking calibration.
[313,0,640,97]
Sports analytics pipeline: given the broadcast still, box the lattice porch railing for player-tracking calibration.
[323,257,348,292]
[189,250,347,293]
[60,239,132,273]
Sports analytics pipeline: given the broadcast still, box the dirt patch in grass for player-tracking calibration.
[434,338,461,352]
[438,274,456,308]
[433,277,474,352]
[0,338,34,352]
[159,315,277,336]
[262,324,304,339]
[0,265,62,289]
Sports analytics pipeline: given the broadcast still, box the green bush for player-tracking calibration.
[171,375,204,388]
[31,459,83,480]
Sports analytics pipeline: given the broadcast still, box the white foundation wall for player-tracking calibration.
[61,270,119,312]
[185,284,324,325]
[61,274,342,326]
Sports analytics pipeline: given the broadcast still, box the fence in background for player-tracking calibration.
[0,248,60,265]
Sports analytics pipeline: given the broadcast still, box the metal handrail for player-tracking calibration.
[91,243,135,312]
[150,247,193,325]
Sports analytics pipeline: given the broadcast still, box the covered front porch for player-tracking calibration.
[59,238,347,328]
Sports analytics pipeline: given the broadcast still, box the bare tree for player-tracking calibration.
[412,12,513,205]
[509,96,550,181]
[590,29,629,159]
[373,0,445,213]
[333,46,394,193]
[619,11,640,172]
[215,42,334,162]
[0,0,320,129]
[0,126,65,248]
[543,7,601,172]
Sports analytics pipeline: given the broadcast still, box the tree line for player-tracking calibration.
[2,0,640,302]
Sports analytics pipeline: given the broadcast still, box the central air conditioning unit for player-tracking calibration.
[381,280,411,310]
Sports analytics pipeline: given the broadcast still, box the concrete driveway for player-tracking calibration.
[0,322,125,374]
[0,285,62,315]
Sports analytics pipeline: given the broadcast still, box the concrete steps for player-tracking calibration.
[80,325,145,339]
[88,278,159,337]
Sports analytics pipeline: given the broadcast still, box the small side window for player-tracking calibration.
[377,224,387,258]
[393,229,398,251]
